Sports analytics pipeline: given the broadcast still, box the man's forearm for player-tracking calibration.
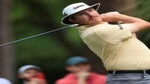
[102,12,148,23]
[102,12,150,32]
[118,14,150,32]
[114,13,149,24]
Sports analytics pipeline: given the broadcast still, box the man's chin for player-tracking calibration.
[22,78,30,81]
[89,20,102,25]
[89,22,101,25]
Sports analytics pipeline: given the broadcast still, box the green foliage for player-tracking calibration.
[135,0,150,48]
[136,0,150,21]
[12,0,83,83]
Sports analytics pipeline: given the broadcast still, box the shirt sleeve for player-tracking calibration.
[55,79,72,84]
[55,79,62,84]
[93,24,132,44]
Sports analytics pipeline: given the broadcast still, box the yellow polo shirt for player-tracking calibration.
[77,23,150,70]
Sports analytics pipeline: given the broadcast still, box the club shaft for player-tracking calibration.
[0,24,78,47]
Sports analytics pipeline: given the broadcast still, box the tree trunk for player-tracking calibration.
[0,0,15,83]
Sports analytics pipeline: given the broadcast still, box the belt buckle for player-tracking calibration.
[143,70,146,74]
[112,71,116,75]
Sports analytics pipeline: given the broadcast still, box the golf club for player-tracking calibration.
[0,24,78,47]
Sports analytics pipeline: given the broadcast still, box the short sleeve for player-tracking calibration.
[93,24,133,44]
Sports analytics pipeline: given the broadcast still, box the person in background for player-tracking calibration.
[55,56,106,84]
[18,65,47,84]
[0,78,11,84]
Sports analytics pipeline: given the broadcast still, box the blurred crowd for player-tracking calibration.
[1,56,106,84]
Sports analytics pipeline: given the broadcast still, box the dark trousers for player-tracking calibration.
[107,73,150,84]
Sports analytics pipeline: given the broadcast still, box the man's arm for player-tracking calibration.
[101,12,150,33]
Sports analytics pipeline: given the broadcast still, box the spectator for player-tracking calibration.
[55,56,106,84]
[18,65,47,84]
[0,78,11,84]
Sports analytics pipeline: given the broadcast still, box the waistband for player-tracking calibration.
[108,70,150,74]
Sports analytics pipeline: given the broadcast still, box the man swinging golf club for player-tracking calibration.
[62,2,150,84]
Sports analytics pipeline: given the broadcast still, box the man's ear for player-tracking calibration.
[18,74,23,78]
[66,66,74,72]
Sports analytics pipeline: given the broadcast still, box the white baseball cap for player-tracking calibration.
[62,2,100,24]
[18,65,40,74]
[0,78,11,84]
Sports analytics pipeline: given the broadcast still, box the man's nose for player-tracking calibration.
[87,12,93,16]
[86,11,94,17]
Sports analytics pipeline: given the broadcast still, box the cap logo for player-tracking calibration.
[73,4,84,9]
[64,12,68,16]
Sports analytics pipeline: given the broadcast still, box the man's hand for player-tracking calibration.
[76,72,89,79]
[77,72,90,84]
[101,11,120,22]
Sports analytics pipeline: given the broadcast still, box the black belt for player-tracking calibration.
[108,70,150,74]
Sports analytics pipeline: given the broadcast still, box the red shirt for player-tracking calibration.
[55,73,106,84]
[34,73,46,80]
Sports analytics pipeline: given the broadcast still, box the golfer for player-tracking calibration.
[61,2,150,84]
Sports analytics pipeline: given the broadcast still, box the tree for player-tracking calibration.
[136,0,150,48]
[0,0,15,83]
